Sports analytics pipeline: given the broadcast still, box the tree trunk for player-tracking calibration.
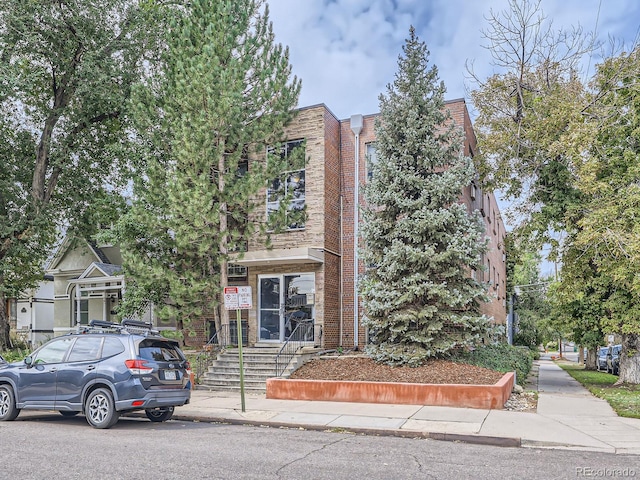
[617,334,640,384]
[585,349,598,370]
[0,293,10,350]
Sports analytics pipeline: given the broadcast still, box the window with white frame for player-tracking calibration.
[267,140,305,230]
[71,289,89,326]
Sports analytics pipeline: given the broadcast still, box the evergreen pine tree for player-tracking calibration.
[360,27,490,366]
[116,0,300,339]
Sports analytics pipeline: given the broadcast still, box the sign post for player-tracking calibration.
[223,286,252,412]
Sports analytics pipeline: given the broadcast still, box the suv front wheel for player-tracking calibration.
[85,388,120,429]
[145,406,174,422]
[0,385,20,421]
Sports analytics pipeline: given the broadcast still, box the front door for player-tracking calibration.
[258,274,314,342]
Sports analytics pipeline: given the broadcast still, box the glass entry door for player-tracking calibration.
[258,273,314,342]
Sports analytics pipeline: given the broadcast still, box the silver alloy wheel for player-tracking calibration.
[0,389,8,417]
[88,391,110,425]
[0,385,19,421]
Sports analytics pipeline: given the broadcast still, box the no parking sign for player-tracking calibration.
[224,286,252,310]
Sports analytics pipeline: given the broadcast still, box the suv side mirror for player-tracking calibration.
[24,355,33,368]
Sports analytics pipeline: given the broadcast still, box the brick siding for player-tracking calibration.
[234,100,506,350]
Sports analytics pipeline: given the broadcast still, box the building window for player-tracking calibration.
[267,140,305,230]
[366,143,377,180]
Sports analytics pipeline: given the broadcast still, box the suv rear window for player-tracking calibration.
[102,337,126,358]
[138,340,183,362]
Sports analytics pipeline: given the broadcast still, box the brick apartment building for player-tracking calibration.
[40,99,506,350]
[231,99,507,350]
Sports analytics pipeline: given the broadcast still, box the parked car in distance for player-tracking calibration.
[607,344,622,375]
[596,346,610,371]
[0,319,192,429]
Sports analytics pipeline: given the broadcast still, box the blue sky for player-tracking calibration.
[268,0,640,119]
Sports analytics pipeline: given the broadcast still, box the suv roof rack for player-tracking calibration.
[78,319,160,336]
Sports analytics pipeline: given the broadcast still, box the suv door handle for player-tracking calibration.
[86,365,96,371]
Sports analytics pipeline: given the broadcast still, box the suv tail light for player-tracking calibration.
[125,359,153,375]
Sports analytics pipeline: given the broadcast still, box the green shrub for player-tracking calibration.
[453,343,534,386]
[160,329,184,341]
[1,348,29,363]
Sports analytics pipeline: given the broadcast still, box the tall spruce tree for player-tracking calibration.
[115,0,301,340]
[360,27,490,366]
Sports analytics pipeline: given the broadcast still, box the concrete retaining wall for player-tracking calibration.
[266,372,515,409]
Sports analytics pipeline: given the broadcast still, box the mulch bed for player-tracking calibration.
[289,356,505,385]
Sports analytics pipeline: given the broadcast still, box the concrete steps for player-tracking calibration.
[198,346,314,393]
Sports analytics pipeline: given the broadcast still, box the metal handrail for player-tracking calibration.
[204,328,223,348]
[194,326,227,383]
[274,319,314,377]
[194,322,249,383]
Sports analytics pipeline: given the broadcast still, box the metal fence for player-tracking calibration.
[275,319,314,377]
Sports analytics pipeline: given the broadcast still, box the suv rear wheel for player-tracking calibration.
[85,388,120,429]
[145,406,174,422]
[0,385,20,421]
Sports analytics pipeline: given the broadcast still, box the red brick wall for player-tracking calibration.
[448,99,507,325]
[338,114,377,348]
[218,100,506,350]
[322,109,342,348]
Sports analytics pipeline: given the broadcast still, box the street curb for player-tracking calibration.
[170,413,522,449]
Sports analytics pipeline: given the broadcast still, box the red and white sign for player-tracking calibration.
[223,286,252,310]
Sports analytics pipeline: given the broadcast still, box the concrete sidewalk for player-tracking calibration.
[176,354,640,454]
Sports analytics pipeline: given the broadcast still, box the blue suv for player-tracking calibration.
[0,320,191,429]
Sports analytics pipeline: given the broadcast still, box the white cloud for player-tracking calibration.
[268,0,639,119]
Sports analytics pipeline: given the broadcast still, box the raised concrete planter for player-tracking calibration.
[266,371,515,409]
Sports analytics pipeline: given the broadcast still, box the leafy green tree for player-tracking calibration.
[470,0,640,382]
[360,27,491,366]
[114,0,301,341]
[571,47,640,383]
[0,0,160,348]
[468,0,590,253]
[510,250,549,349]
[549,248,609,369]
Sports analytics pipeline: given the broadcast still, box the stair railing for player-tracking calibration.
[274,319,314,377]
[194,324,230,382]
